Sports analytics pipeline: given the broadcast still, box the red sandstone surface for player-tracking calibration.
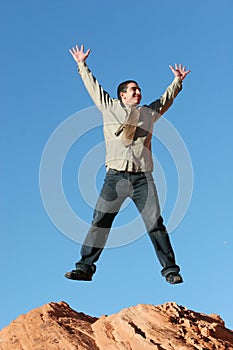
[0,301,232,349]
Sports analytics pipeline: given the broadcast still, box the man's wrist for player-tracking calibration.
[174,76,183,83]
[77,60,85,67]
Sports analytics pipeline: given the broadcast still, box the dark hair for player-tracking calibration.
[117,80,138,101]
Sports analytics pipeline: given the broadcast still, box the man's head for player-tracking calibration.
[117,80,142,107]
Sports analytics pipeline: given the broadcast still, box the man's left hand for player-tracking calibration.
[169,64,191,80]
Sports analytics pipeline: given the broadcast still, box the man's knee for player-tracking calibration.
[147,215,167,233]
[92,210,117,228]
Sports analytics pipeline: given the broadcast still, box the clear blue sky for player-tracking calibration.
[1,0,233,330]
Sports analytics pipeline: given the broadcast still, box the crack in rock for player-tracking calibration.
[128,321,146,339]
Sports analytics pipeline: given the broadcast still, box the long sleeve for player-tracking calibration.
[148,76,183,120]
[77,61,115,111]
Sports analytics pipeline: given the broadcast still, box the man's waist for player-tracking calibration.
[105,159,153,173]
[107,167,151,175]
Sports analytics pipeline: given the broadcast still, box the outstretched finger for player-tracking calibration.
[183,69,191,79]
[86,48,91,56]
[69,47,76,54]
[169,64,175,72]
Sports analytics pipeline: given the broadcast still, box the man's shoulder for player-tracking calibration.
[141,104,157,112]
[110,99,125,109]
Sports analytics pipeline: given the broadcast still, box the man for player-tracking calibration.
[65,44,190,284]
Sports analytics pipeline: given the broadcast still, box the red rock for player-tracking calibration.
[0,301,232,349]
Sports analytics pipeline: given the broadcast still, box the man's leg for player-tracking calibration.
[65,170,127,280]
[131,172,182,284]
[75,210,118,274]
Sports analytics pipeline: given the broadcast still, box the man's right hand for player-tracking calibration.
[69,44,91,63]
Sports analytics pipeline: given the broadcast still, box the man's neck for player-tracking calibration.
[121,102,139,108]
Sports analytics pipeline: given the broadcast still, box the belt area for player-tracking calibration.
[108,168,150,175]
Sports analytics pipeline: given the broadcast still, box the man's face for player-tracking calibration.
[120,82,142,107]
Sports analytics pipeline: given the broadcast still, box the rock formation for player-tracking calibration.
[0,301,232,349]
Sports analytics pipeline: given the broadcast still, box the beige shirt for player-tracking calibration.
[78,61,182,172]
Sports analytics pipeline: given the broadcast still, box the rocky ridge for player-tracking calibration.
[0,301,232,349]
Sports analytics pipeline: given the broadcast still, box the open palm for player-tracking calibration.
[169,64,191,80]
[69,44,91,63]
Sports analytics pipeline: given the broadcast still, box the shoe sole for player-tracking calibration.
[65,270,92,281]
[166,275,183,285]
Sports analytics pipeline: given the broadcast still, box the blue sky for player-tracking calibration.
[1,0,233,331]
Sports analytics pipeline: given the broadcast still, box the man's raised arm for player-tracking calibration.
[69,44,114,110]
[149,63,190,118]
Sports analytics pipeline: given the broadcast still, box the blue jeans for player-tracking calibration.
[76,169,180,277]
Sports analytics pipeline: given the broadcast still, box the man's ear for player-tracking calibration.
[120,91,125,100]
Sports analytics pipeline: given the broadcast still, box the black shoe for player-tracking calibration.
[65,269,92,281]
[166,273,183,285]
